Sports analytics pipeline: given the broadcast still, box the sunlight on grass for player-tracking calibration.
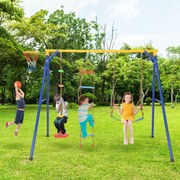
[0,104,179,179]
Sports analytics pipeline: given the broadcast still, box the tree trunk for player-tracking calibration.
[100,78,105,105]
[171,83,174,108]
[175,89,180,104]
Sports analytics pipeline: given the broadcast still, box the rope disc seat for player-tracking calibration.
[53,52,68,138]
[23,51,39,73]
[78,69,95,147]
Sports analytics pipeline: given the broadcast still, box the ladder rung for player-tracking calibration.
[58,70,64,72]
[79,86,95,89]
[80,70,95,75]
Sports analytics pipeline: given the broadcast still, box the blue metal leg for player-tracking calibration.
[153,56,174,162]
[29,50,59,160]
[151,63,155,138]
[46,58,50,137]
[29,61,48,160]
[145,51,174,162]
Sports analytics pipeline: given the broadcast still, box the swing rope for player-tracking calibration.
[58,52,64,117]
[110,53,121,121]
[135,53,144,122]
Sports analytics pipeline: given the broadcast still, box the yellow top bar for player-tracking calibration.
[45,49,158,56]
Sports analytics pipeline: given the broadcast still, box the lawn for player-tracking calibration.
[0,104,179,179]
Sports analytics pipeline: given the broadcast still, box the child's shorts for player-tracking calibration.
[14,110,24,124]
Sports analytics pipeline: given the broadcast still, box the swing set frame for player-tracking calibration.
[28,49,174,163]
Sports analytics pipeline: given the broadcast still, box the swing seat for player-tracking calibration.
[54,133,69,138]
[111,115,121,121]
[135,117,144,122]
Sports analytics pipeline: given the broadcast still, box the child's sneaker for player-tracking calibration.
[14,130,18,137]
[130,137,134,144]
[6,122,9,128]
[54,131,62,137]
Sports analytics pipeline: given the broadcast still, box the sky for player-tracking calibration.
[20,0,180,57]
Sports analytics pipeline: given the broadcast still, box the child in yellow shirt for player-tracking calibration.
[115,92,140,145]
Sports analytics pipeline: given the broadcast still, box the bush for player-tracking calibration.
[68,102,78,108]
[81,92,97,103]
[145,97,152,105]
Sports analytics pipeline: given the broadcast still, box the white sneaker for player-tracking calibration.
[130,137,134,144]
[124,138,128,145]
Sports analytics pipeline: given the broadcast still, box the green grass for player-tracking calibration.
[0,104,180,179]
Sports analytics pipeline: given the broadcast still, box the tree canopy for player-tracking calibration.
[0,3,179,105]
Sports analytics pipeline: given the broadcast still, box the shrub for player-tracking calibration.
[145,97,152,105]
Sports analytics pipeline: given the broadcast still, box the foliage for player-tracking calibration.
[161,47,180,91]
[103,46,154,103]
[145,97,152,105]
[11,9,66,50]
[0,0,24,104]
[81,92,97,103]
[0,0,24,25]
[160,46,180,106]
[1,4,180,106]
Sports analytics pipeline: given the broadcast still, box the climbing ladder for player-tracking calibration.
[78,69,95,147]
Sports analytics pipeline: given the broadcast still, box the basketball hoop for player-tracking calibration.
[23,51,39,73]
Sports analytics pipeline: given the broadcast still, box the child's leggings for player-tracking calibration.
[80,114,94,138]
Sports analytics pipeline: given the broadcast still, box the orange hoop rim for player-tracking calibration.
[23,52,39,62]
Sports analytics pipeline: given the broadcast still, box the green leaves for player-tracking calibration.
[0,0,24,24]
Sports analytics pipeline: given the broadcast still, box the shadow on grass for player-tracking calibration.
[2,141,25,149]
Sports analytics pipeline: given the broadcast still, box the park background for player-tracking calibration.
[0,0,180,179]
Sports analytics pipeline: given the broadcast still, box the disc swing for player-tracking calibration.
[111,53,144,123]
[78,58,95,147]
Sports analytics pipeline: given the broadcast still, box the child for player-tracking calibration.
[78,95,94,138]
[53,94,68,138]
[114,92,140,145]
[6,81,25,137]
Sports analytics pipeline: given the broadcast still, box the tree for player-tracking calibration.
[0,26,24,105]
[0,0,24,25]
[160,46,180,107]
[10,9,66,50]
[0,0,24,104]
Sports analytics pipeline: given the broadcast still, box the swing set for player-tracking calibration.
[28,49,174,163]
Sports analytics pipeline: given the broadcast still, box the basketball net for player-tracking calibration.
[23,52,39,73]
